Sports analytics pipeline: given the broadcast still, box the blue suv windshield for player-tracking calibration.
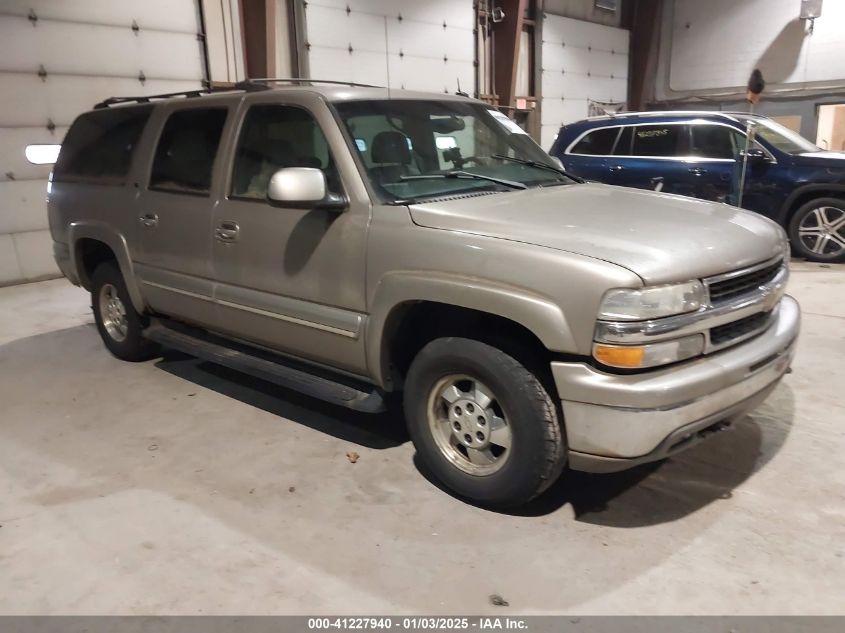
[746,117,819,154]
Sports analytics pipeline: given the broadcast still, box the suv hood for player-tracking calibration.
[794,151,845,169]
[408,183,784,284]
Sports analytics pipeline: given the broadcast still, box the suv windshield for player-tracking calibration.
[746,117,819,154]
[333,99,575,203]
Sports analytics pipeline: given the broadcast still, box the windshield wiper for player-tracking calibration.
[491,154,584,183]
[399,171,527,190]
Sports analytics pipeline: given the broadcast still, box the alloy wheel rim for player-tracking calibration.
[99,283,129,342]
[798,205,845,257]
[427,374,512,476]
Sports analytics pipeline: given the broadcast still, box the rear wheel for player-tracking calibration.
[91,261,159,361]
[788,198,845,263]
[404,337,566,507]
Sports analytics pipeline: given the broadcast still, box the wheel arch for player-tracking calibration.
[366,272,577,391]
[777,184,845,226]
[69,222,145,313]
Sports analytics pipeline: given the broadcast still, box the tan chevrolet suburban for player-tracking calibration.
[48,80,800,507]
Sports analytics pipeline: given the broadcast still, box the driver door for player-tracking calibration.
[211,95,370,375]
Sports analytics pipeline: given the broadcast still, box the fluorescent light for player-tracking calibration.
[25,144,61,165]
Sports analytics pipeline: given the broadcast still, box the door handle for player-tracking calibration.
[609,164,624,172]
[215,221,239,242]
[688,167,708,176]
[139,213,158,228]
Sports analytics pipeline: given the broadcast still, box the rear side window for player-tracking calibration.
[613,127,633,155]
[150,108,228,195]
[630,124,685,157]
[569,127,619,155]
[53,106,152,184]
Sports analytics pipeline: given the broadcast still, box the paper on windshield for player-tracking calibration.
[488,109,527,135]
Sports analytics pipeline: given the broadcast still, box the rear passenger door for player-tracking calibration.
[607,123,696,196]
[687,122,746,204]
[559,126,620,181]
[134,105,231,329]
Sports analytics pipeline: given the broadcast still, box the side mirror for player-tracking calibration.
[267,167,347,210]
[740,147,770,163]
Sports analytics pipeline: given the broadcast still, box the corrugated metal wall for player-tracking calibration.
[0,0,206,286]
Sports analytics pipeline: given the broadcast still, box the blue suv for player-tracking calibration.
[550,111,845,262]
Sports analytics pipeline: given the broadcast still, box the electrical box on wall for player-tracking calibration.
[800,0,823,19]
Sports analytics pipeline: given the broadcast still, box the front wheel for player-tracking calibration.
[404,337,566,508]
[788,198,845,263]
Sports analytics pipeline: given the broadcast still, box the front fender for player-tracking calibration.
[365,271,577,388]
[68,221,145,313]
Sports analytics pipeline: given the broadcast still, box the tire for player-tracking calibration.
[787,198,845,263]
[90,261,159,362]
[404,337,566,508]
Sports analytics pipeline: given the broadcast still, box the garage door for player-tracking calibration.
[540,13,628,150]
[0,0,206,286]
[303,0,475,95]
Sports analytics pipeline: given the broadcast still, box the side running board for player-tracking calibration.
[144,319,386,413]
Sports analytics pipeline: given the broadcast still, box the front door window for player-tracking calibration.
[230,105,341,200]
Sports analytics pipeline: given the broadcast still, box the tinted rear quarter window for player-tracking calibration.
[570,127,619,155]
[150,108,228,195]
[53,106,152,183]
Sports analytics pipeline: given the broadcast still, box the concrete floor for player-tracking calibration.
[1,262,843,615]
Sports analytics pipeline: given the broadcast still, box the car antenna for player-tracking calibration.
[456,78,469,97]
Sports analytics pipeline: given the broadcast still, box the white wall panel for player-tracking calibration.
[0,233,23,285]
[0,75,200,128]
[667,0,845,93]
[303,0,474,95]
[0,0,199,33]
[0,181,49,235]
[540,13,629,150]
[0,17,203,81]
[0,1,205,285]
[12,229,57,281]
[201,0,245,83]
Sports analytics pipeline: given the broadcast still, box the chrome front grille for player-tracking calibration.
[710,310,772,347]
[706,258,784,305]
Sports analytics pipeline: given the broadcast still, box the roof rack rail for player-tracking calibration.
[586,110,743,122]
[92,83,261,109]
[238,77,385,89]
[93,78,383,109]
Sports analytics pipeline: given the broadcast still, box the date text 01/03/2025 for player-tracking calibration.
[307,617,529,630]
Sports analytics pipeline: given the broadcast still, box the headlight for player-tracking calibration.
[593,334,705,369]
[598,280,705,321]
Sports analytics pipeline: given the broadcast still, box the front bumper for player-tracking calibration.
[552,295,800,473]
